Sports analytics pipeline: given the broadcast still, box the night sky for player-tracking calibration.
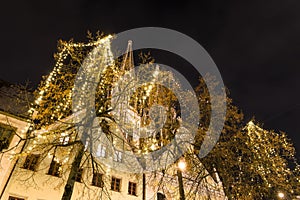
[0,0,299,159]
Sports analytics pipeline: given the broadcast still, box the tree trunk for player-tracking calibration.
[142,173,146,200]
[61,144,84,200]
[177,169,185,200]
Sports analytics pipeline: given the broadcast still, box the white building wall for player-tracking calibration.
[0,112,226,200]
[0,112,30,198]
[3,165,145,200]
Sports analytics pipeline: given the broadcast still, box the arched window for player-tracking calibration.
[157,192,166,200]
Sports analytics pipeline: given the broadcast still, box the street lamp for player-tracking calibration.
[177,159,186,200]
[278,191,285,199]
[178,160,186,171]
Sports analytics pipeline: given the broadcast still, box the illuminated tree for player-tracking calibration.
[1,32,299,200]
[195,75,300,199]
[26,33,117,200]
[18,33,192,200]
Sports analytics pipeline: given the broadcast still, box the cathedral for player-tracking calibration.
[0,36,226,200]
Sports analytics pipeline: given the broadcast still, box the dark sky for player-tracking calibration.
[0,0,299,158]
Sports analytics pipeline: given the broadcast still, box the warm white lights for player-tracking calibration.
[278,192,285,199]
[178,159,186,171]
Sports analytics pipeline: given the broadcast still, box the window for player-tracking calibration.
[84,140,89,151]
[23,154,40,171]
[8,196,25,200]
[92,172,104,188]
[96,144,106,158]
[126,134,133,144]
[75,168,83,182]
[48,159,61,177]
[139,138,145,148]
[157,192,166,200]
[111,177,121,192]
[59,135,70,145]
[113,150,122,162]
[128,181,137,196]
[0,123,15,151]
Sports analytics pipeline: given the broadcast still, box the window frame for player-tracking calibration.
[8,196,25,200]
[111,177,121,192]
[0,123,15,151]
[48,158,62,177]
[113,150,122,163]
[59,135,70,145]
[157,192,166,200]
[23,154,40,171]
[126,134,133,144]
[75,168,83,182]
[92,172,104,188]
[128,181,137,196]
[96,144,106,158]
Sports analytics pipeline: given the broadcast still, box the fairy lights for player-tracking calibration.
[31,35,114,127]
[222,120,300,198]
[14,33,299,200]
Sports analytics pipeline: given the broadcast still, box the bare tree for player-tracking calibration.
[0,32,299,200]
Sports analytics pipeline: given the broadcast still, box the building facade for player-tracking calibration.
[0,37,226,200]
